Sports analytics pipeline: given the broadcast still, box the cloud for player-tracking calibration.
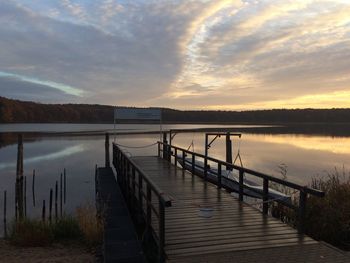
[0,71,84,96]
[1,0,350,109]
[0,76,78,102]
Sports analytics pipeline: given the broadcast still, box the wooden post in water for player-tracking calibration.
[42,200,46,222]
[105,133,110,168]
[55,181,58,221]
[24,176,27,218]
[3,190,7,238]
[49,188,53,223]
[15,182,17,221]
[32,169,36,207]
[16,134,24,220]
[60,173,63,217]
[64,168,66,204]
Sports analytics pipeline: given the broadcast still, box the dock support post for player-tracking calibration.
[204,135,208,180]
[226,132,232,171]
[105,133,110,168]
[162,133,167,160]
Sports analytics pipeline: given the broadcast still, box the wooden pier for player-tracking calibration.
[111,141,349,263]
[95,166,146,263]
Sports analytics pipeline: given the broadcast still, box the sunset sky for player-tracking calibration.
[0,0,350,110]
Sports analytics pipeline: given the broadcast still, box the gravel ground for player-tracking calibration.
[0,239,96,263]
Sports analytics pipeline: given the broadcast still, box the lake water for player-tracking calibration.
[0,123,349,236]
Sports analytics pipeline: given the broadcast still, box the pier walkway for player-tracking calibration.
[96,167,146,263]
[130,156,349,262]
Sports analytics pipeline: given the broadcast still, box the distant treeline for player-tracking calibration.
[1,96,350,124]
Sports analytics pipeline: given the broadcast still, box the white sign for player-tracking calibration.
[114,108,162,120]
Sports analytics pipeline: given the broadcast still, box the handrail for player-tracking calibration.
[158,141,324,197]
[124,155,172,206]
[112,143,171,263]
[158,141,325,234]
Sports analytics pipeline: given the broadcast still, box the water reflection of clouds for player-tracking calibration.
[247,134,350,155]
[0,145,85,170]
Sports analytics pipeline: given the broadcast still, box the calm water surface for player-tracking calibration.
[0,123,349,236]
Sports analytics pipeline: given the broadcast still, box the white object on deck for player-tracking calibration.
[199,207,214,218]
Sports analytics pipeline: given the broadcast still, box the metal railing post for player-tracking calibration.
[131,167,136,210]
[218,163,222,188]
[174,148,178,165]
[263,178,269,214]
[126,162,131,205]
[191,154,195,175]
[138,173,143,215]
[146,184,152,229]
[204,156,208,180]
[158,199,165,263]
[182,151,185,167]
[298,187,307,233]
[239,170,244,201]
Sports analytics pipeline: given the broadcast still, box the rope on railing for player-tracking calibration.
[114,142,158,149]
[246,189,299,206]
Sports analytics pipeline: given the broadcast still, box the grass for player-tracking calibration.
[10,219,53,247]
[304,167,350,249]
[8,203,103,248]
[270,166,350,250]
[76,203,103,247]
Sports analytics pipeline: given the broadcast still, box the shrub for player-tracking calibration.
[270,166,350,250]
[9,203,103,248]
[52,216,82,241]
[76,203,103,247]
[305,167,350,249]
[9,219,53,247]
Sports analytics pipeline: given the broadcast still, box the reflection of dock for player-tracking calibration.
[107,135,349,263]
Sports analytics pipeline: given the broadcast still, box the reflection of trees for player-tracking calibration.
[0,133,37,149]
[0,133,17,148]
[1,96,350,137]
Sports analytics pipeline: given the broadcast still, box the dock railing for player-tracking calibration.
[113,143,172,263]
[157,141,324,233]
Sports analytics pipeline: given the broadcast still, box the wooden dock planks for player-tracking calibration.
[131,156,349,262]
